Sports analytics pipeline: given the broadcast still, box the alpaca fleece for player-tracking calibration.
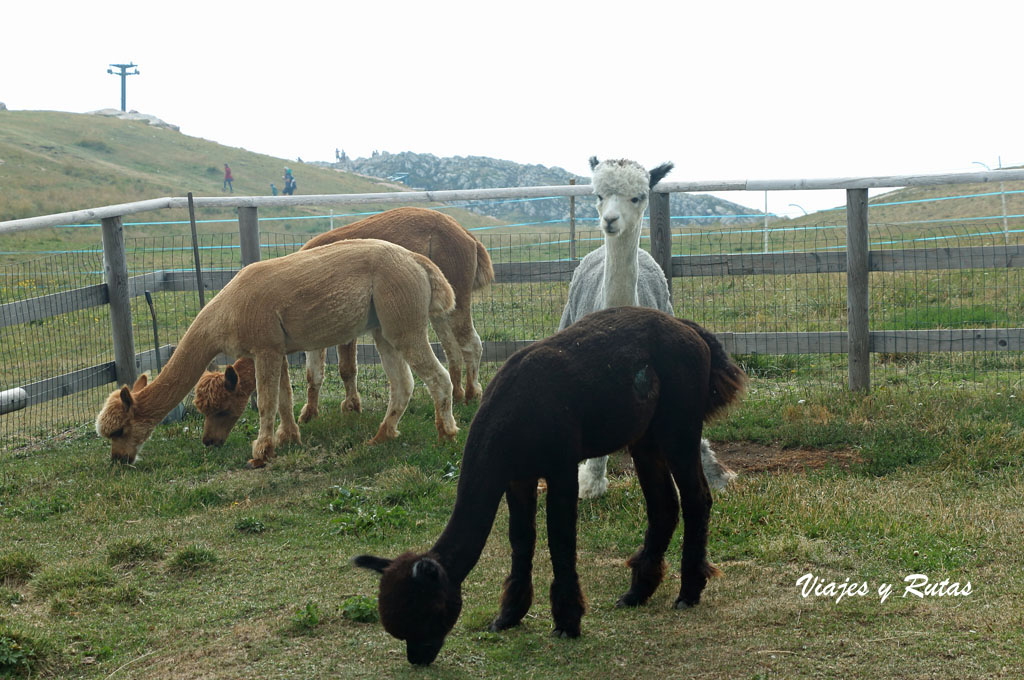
[355,307,746,666]
[96,238,458,468]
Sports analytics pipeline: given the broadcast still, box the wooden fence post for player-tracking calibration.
[649,190,673,303]
[846,188,870,392]
[568,178,577,261]
[101,215,137,387]
[238,207,261,266]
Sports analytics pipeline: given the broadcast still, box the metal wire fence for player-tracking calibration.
[3,218,1023,451]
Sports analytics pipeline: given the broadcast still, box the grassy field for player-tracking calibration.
[1,381,1022,679]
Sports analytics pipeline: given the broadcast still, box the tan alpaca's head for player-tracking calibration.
[589,157,673,237]
[95,374,154,464]
[193,358,256,446]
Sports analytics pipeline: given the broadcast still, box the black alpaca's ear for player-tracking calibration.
[224,366,239,392]
[411,557,443,585]
[648,162,674,188]
[352,555,392,574]
[589,156,600,170]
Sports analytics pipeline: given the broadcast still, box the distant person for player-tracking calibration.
[283,168,297,195]
[271,183,278,196]
[223,164,233,192]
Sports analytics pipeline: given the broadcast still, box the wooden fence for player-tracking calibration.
[3,169,1024,416]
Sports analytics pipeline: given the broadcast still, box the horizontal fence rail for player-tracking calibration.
[6,169,1024,234]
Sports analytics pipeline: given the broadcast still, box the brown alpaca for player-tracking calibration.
[299,206,493,421]
[193,358,255,447]
[354,307,746,665]
[95,239,459,468]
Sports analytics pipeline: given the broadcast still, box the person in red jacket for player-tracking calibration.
[223,164,234,192]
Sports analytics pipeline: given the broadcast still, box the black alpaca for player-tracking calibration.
[354,307,746,665]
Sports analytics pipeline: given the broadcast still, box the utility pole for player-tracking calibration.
[107,63,139,111]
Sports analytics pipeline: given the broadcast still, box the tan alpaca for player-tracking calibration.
[95,239,459,468]
[299,207,493,420]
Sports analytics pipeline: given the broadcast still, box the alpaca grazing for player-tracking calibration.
[301,207,493,419]
[193,358,255,447]
[190,207,494,446]
[95,239,459,468]
[558,157,737,498]
[354,307,746,665]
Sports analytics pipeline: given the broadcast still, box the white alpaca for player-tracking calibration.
[559,157,737,498]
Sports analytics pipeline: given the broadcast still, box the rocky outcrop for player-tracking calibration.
[323,151,759,224]
[88,109,180,131]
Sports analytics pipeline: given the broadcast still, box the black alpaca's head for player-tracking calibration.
[353,552,463,665]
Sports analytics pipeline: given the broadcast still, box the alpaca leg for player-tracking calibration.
[616,441,679,607]
[275,356,301,447]
[700,438,737,490]
[545,470,585,638]
[337,340,362,413]
[451,305,484,401]
[577,455,609,499]
[392,332,458,442]
[368,330,414,444]
[431,314,465,405]
[666,428,719,608]
[490,478,538,632]
[298,348,325,423]
[249,354,282,468]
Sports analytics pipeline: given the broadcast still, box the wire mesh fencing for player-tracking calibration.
[3,217,1024,451]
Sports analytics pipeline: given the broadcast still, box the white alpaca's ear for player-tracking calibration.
[648,162,674,188]
[352,555,392,574]
[589,156,600,170]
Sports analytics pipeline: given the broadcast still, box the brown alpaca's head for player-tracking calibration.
[95,374,154,464]
[353,552,463,666]
[192,358,256,447]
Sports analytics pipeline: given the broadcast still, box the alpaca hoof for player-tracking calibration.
[464,382,483,402]
[488,616,521,633]
[297,405,318,423]
[701,439,738,490]
[551,627,580,639]
[436,425,459,443]
[452,386,466,405]
[673,598,697,610]
[341,396,362,413]
[275,428,301,447]
[368,428,399,445]
[615,592,645,608]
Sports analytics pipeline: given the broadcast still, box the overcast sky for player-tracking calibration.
[4,1,1022,217]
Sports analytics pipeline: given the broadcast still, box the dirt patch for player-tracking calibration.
[712,440,862,474]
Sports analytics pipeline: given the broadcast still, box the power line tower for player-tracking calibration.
[107,63,140,112]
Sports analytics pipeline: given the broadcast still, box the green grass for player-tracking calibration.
[0,384,1022,678]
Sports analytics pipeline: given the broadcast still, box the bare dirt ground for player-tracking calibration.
[712,440,863,474]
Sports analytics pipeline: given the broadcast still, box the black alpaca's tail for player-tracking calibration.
[679,320,746,420]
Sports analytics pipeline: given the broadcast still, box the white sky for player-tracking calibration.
[3,1,1022,217]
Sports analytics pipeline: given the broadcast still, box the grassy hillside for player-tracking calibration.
[0,110,502,258]
[775,175,1024,232]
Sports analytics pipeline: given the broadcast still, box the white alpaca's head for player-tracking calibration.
[589,157,673,239]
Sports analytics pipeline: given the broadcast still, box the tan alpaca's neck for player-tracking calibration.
[135,318,220,423]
